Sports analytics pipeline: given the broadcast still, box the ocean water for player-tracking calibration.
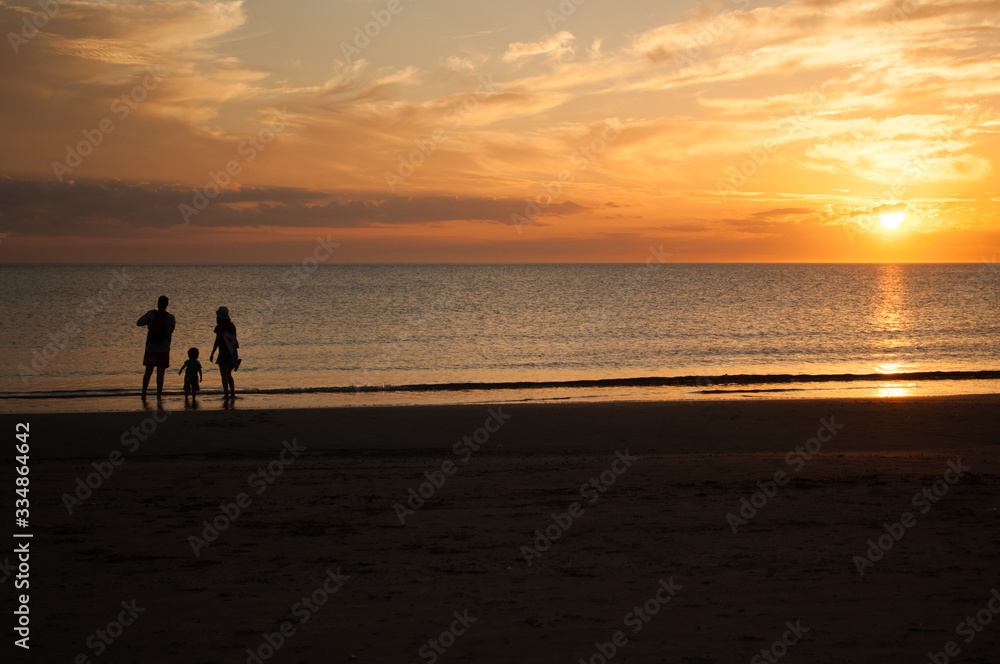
[2,263,1000,410]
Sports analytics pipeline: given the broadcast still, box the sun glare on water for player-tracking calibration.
[880,212,904,229]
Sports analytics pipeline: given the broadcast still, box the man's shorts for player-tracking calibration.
[142,351,170,368]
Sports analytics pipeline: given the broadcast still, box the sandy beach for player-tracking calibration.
[3,396,1000,663]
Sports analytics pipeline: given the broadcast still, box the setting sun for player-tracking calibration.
[880,212,904,230]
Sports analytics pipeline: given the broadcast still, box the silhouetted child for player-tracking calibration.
[178,347,203,400]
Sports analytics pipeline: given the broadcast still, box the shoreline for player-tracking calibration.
[6,393,1000,458]
[4,382,1000,415]
[6,368,1000,397]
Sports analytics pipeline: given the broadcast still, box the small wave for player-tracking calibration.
[697,388,806,394]
[3,370,999,400]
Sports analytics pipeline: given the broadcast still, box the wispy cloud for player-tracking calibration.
[503,31,576,62]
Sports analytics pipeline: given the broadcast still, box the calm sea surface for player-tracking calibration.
[2,263,999,410]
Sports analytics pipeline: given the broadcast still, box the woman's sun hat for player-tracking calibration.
[216,306,230,320]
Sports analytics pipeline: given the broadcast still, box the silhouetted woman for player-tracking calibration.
[209,306,240,399]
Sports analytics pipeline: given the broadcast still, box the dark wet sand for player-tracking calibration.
[3,395,1000,663]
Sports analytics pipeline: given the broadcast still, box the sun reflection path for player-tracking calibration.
[876,362,909,374]
[868,265,920,378]
[872,382,918,398]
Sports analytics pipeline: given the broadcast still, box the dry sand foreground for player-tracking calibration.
[3,396,1000,664]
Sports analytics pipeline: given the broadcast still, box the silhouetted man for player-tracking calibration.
[137,295,175,401]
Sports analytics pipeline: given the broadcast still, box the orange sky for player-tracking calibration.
[1,0,999,262]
